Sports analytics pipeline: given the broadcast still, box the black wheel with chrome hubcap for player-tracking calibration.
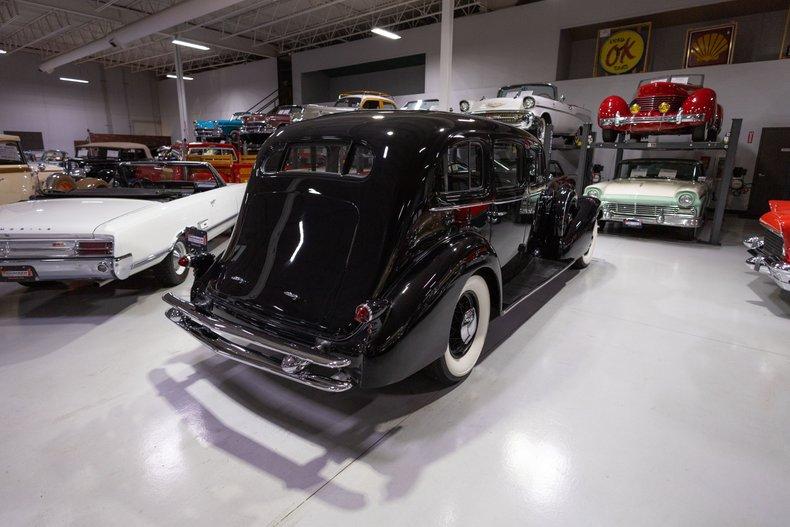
[449,291,479,360]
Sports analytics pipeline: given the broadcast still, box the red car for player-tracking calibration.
[598,74,723,143]
[239,105,304,150]
[169,142,253,183]
[744,200,790,292]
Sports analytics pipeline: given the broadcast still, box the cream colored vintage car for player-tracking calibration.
[584,158,712,235]
[297,91,398,121]
[0,134,37,205]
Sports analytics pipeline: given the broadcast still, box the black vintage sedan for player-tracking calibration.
[164,111,599,392]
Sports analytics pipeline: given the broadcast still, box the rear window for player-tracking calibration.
[262,142,375,178]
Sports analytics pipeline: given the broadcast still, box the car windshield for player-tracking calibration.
[0,140,25,165]
[231,112,248,120]
[617,161,700,181]
[120,164,219,187]
[334,97,361,108]
[497,84,556,99]
[41,150,66,162]
[639,74,704,88]
[76,147,148,161]
[402,99,439,110]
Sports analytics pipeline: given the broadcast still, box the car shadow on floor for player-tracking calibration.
[746,275,790,318]
[147,267,581,511]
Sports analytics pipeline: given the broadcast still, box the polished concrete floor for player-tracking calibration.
[1,217,789,526]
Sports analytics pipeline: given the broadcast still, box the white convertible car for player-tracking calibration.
[459,83,591,142]
[0,161,246,287]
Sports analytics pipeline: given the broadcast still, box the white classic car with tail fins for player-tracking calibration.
[460,83,591,142]
[0,161,245,286]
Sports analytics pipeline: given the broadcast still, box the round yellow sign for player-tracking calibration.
[599,30,645,75]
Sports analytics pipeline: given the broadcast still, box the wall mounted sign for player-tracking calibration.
[593,22,652,77]
[684,23,737,68]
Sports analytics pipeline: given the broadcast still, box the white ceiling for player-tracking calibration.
[0,0,516,76]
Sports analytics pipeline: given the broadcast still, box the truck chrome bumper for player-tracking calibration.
[163,293,355,392]
[0,256,132,281]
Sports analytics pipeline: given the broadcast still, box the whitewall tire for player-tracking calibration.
[573,220,598,269]
[430,274,491,383]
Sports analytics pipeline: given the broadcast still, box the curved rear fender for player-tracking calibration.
[683,88,717,121]
[359,234,501,388]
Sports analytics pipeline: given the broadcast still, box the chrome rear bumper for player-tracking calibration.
[163,293,355,392]
[0,255,132,281]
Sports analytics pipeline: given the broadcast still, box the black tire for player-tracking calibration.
[691,124,707,142]
[428,275,491,384]
[229,130,241,146]
[602,129,618,143]
[17,281,61,289]
[153,240,189,287]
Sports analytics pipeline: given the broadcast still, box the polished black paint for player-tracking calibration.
[189,111,599,388]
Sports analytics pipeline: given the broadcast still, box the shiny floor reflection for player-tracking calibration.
[0,216,788,526]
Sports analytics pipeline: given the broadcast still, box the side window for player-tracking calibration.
[492,141,522,190]
[346,145,375,177]
[382,102,397,110]
[437,141,484,194]
[282,143,350,173]
[362,99,380,109]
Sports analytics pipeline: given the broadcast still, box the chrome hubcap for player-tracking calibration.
[460,308,477,344]
[449,291,479,359]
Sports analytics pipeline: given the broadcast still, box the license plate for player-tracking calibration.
[623,219,643,228]
[0,266,36,280]
[185,226,209,252]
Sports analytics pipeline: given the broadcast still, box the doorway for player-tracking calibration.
[748,127,790,217]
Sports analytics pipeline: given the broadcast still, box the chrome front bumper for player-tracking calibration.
[194,129,224,139]
[0,255,132,281]
[240,125,275,135]
[599,112,705,127]
[601,211,702,228]
[744,237,790,292]
[163,293,355,392]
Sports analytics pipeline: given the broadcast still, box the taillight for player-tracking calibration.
[354,303,372,324]
[76,240,113,256]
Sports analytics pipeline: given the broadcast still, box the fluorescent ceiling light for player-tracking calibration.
[172,39,210,51]
[0,49,7,54]
[371,27,401,40]
[166,74,194,80]
[59,77,89,84]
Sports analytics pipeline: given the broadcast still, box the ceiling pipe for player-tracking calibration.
[39,0,246,73]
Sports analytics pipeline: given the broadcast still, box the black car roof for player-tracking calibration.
[273,110,535,151]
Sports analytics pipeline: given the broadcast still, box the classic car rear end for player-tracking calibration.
[744,200,790,291]
[164,111,599,392]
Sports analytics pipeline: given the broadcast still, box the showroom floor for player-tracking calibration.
[1,216,788,526]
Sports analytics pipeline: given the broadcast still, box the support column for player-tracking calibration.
[174,45,190,145]
[438,0,453,111]
[709,118,742,245]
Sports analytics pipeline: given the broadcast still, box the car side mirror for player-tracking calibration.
[559,94,566,102]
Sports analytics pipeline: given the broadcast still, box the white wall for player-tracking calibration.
[157,58,277,141]
[0,51,161,153]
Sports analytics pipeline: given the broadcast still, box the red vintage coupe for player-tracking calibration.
[744,200,790,292]
[598,74,723,143]
[239,105,304,150]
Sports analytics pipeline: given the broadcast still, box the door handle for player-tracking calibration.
[756,172,766,178]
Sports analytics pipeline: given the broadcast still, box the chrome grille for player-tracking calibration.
[763,229,785,259]
[604,203,680,216]
[631,95,685,113]
[475,111,525,124]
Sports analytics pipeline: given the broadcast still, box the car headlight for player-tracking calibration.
[523,96,536,109]
[585,187,601,199]
[677,193,695,208]
[459,100,470,113]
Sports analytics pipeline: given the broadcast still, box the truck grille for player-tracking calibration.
[604,203,680,216]
[631,95,686,113]
[475,111,525,124]
[762,229,786,259]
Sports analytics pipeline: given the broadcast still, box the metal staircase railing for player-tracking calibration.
[247,89,279,114]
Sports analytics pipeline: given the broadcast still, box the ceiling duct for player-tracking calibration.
[39,0,246,73]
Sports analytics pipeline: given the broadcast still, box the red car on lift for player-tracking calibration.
[744,200,790,292]
[598,74,723,143]
[170,142,254,183]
